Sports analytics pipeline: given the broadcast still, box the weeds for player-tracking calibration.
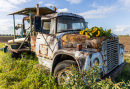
[0,43,5,48]
[0,51,58,89]
[0,43,129,89]
[61,64,129,89]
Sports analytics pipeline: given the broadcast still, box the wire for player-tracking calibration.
[41,21,53,52]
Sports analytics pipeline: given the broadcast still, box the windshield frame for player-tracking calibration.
[56,16,86,33]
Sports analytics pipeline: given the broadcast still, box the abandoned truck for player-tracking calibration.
[3,5,126,83]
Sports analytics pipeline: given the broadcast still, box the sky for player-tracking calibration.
[0,0,130,35]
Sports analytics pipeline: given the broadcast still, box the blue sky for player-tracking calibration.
[0,0,130,35]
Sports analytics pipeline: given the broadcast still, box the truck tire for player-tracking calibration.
[54,60,77,85]
[7,47,18,59]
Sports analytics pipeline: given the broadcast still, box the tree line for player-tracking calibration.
[0,34,14,36]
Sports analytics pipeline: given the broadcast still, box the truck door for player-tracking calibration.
[36,18,58,59]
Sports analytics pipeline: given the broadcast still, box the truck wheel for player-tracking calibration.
[7,47,18,59]
[54,60,77,85]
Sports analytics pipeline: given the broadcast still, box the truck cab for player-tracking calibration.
[36,12,87,59]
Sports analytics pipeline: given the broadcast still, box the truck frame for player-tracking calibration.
[3,4,126,84]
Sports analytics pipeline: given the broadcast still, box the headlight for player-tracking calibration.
[93,58,99,65]
[84,52,103,70]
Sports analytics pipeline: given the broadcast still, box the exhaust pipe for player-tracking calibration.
[36,4,39,16]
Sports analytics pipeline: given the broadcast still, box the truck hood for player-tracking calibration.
[60,33,118,49]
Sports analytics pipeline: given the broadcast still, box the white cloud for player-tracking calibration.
[79,6,116,19]
[91,2,98,8]
[0,0,31,12]
[66,0,82,4]
[0,19,22,34]
[44,4,54,7]
[38,1,43,4]
[118,0,130,7]
[0,0,17,12]
[9,0,30,5]
[57,8,69,12]
[113,25,130,35]
[114,25,130,32]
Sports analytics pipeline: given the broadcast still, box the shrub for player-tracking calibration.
[79,27,111,38]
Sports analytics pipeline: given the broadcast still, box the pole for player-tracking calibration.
[30,10,32,36]
[13,14,16,39]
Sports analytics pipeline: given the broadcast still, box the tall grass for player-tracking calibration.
[115,55,130,84]
[0,43,129,89]
[0,52,59,89]
[0,43,5,48]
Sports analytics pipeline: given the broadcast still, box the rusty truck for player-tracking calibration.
[3,4,126,84]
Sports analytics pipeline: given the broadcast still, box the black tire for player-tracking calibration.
[7,47,19,59]
[54,60,78,84]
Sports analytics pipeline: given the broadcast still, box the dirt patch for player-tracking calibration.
[125,54,130,56]
[119,36,130,52]
[0,37,14,43]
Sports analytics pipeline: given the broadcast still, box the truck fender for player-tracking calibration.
[51,53,80,73]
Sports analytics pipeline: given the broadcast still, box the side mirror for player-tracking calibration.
[34,16,42,32]
[15,24,21,30]
[85,22,88,28]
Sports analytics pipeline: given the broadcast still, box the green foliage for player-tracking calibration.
[0,43,129,89]
[0,52,58,89]
[0,43,4,48]
[115,54,130,87]
[79,27,111,38]
[62,63,129,89]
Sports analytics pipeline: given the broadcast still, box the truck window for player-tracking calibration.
[42,21,51,34]
[57,23,67,31]
[57,17,86,32]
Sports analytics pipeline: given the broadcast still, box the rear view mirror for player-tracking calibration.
[34,16,41,32]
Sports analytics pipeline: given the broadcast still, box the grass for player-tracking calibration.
[0,43,5,48]
[0,51,58,89]
[0,43,129,89]
[115,54,130,83]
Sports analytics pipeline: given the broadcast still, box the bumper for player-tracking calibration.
[102,61,126,81]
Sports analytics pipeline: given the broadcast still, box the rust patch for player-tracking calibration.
[104,55,107,57]
[31,36,36,52]
[39,44,48,58]
[54,48,93,70]
[62,34,107,49]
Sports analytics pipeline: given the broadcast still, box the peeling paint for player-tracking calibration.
[61,34,108,49]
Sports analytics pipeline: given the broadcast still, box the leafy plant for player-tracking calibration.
[61,63,129,89]
[79,27,111,38]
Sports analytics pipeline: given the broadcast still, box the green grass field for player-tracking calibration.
[0,43,5,48]
[0,43,129,89]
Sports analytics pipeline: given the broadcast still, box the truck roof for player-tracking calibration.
[41,12,84,20]
[8,7,56,15]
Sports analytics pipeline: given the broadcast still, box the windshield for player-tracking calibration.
[57,17,86,32]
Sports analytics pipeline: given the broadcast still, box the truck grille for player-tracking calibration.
[107,39,119,73]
